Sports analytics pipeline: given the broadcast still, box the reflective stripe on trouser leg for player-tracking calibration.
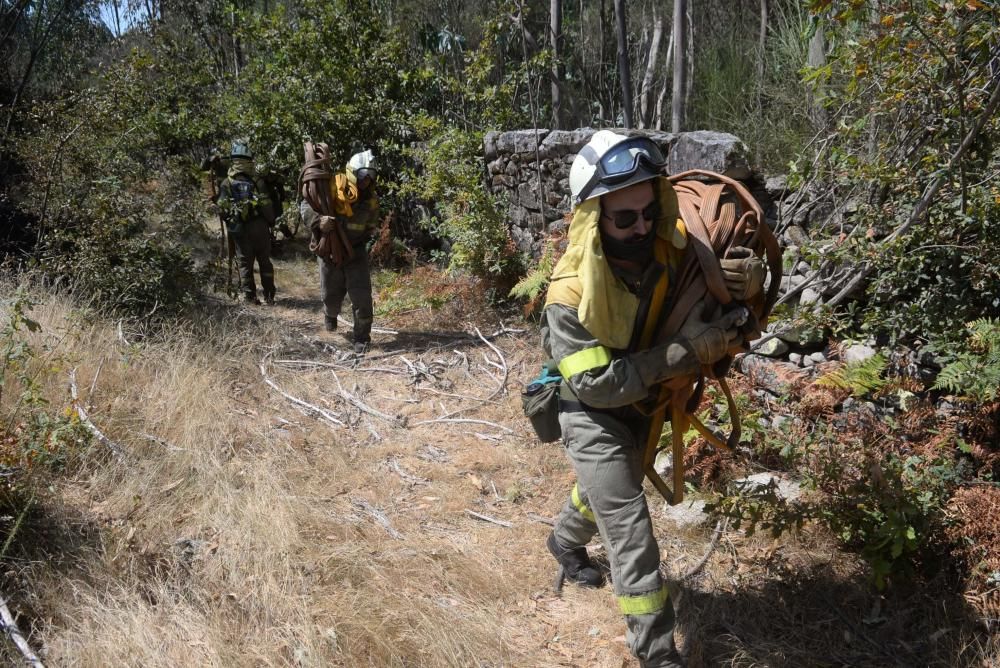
[553,481,598,549]
[559,408,677,666]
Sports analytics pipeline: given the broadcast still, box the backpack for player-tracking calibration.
[226,175,258,222]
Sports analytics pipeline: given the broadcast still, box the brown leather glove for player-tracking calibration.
[678,301,747,365]
[720,246,766,301]
[318,215,337,234]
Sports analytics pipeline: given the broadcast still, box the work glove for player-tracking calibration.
[318,215,337,234]
[631,301,747,387]
[678,300,747,365]
[720,246,766,301]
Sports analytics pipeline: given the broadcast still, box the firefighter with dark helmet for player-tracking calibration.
[217,140,278,305]
[541,130,764,667]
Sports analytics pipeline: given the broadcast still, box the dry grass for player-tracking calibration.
[0,260,997,667]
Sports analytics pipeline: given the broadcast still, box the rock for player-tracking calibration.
[764,175,788,198]
[738,354,808,396]
[756,337,790,358]
[776,324,826,347]
[788,352,803,365]
[483,131,499,161]
[843,344,877,364]
[732,472,802,502]
[799,287,821,306]
[538,128,597,158]
[496,129,550,155]
[662,498,709,528]
[809,351,827,364]
[667,131,751,180]
[803,356,815,368]
[771,415,789,430]
[783,224,809,246]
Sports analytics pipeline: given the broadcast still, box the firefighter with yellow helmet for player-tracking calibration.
[541,130,765,667]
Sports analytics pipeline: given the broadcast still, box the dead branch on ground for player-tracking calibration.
[0,596,44,668]
[69,368,124,460]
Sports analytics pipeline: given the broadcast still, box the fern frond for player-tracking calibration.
[817,354,887,397]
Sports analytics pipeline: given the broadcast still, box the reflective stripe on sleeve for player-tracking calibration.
[571,483,595,522]
[618,585,669,616]
[346,222,367,231]
[558,346,611,379]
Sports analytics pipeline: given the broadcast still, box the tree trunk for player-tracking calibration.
[638,13,663,129]
[757,0,767,82]
[653,30,673,130]
[684,1,693,114]
[550,0,562,129]
[807,20,827,127]
[671,0,686,132]
[614,0,633,128]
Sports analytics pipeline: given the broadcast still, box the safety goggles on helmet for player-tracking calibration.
[602,199,661,230]
[576,137,667,204]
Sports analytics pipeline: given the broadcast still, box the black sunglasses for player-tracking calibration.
[602,199,661,230]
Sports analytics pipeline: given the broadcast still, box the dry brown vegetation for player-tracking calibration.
[0,252,997,667]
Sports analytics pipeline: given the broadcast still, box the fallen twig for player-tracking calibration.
[331,371,404,425]
[464,509,513,527]
[86,357,105,411]
[0,596,44,668]
[352,498,403,539]
[141,433,186,452]
[259,359,345,427]
[680,519,727,582]
[69,369,124,460]
[414,417,514,433]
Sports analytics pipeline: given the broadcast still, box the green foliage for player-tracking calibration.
[508,234,559,306]
[708,426,962,589]
[687,0,815,171]
[815,353,887,397]
[403,116,524,283]
[806,1,1000,345]
[0,290,89,475]
[933,318,1000,402]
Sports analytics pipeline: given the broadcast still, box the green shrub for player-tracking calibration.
[403,117,524,285]
[933,318,1000,402]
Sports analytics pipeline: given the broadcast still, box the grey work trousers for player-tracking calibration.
[553,407,680,668]
[232,218,275,301]
[318,246,373,343]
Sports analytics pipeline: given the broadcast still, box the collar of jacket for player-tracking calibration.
[544,176,687,350]
[228,158,256,180]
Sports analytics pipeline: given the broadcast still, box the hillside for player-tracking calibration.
[0,240,995,666]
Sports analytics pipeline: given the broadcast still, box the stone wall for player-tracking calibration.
[483,128,753,256]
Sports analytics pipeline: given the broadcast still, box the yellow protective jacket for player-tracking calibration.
[544,176,688,352]
[330,170,380,243]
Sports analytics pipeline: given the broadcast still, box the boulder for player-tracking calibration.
[756,337,790,358]
[496,129,550,155]
[843,344,877,364]
[667,131,751,179]
[732,473,802,502]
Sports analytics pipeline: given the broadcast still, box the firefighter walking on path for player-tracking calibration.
[541,131,765,667]
[300,148,381,354]
[217,141,278,305]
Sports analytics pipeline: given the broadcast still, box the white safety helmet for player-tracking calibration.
[348,149,377,172]
[568,130,668,206]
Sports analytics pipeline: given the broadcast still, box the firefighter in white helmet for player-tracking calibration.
[300,149,381,353]
[541,130,763,667]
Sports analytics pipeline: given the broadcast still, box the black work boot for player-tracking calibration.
[324,316,337,332]
[353,339,370,355]
[547,531,604,588]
